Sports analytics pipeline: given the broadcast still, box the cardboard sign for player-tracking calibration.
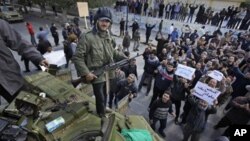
[175,64,196,80]
[208,70,224,81]
[193,82,221,105]
[77,2,89,17]
[43,50,66,67]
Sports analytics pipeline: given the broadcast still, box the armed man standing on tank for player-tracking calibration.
[73,7,127,117]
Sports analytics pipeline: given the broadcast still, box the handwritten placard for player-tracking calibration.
[208,70,224,81]
[77,2,89,17]
[175,64,196,80]
[193,81,221,105]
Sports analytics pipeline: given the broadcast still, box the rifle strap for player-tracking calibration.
[105,71,110,96]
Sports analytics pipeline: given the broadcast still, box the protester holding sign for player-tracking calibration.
[182,95,217,141]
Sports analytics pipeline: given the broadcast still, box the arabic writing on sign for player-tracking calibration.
[208,70,224,81]
[193,82,221,105]
[175,64,196,80]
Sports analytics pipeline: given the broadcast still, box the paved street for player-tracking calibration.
[7,9,236,141]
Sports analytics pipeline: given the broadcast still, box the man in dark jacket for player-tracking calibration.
[121,58,138,78]
[171,76,189,124]
[183,95,217,141]
[138,50,160,95]
[131,20,139,39]
[0,19,48,103]
[145,23,156,44]
[214,96,250,137]
[187,4,198,23]
[119,18,125,37]
[115,74,137,108]
[50,23,59,46]
[149,92,175,137]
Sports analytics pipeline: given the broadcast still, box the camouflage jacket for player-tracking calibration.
[73,29,126,84]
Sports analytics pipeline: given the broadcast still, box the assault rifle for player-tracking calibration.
[72,53,141,88]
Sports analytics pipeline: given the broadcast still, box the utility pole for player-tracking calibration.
[126,0,129,31]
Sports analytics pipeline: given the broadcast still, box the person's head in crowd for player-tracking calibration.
[149,49,157,59]
[162,91,171,103]
[245,70,250,79]
[198,99,208,110]
[47,46,52,53]
[51,23,56,27]
[196,62,202,70]
[235,50,245,60]
[206,61,213,69]
[173,52,179,61]
[201,36,206,41]
[171,23,174,26]
[115,67,122,74]
[245,58,250,68]
[26,22,30,26]
[68,34,78,43]
[162,48,167,54]
[166,62,175,72]
[129,58,136,66]
[181,60,187,66]
[39,27,43,31]
[201,26,205,29]
[64,23,70,29]
[217,48,224,55]
[185,38,191,45]
[144,46,151,53]
[127,74,136,84]
[211,50,218,59]
[201,51,208,60]
[179,48,186,56]
[228,56,236,65]
[212,59,220,70]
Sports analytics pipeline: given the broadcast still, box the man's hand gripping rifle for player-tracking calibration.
[72,53,141,88]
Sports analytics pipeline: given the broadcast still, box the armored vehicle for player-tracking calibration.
[0,72,163,141]
[0,5,23,22]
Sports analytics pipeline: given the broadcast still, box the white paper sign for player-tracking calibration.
[43,50,66,67]
[208,70,224,81]
[77,2,89,17]
[175,64,196,80]
[193,82,221,105]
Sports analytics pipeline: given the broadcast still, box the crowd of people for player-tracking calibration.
[23,21,81,71]
[115,0,250,30]
[136,27,250,139]
[116,1,250,140]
